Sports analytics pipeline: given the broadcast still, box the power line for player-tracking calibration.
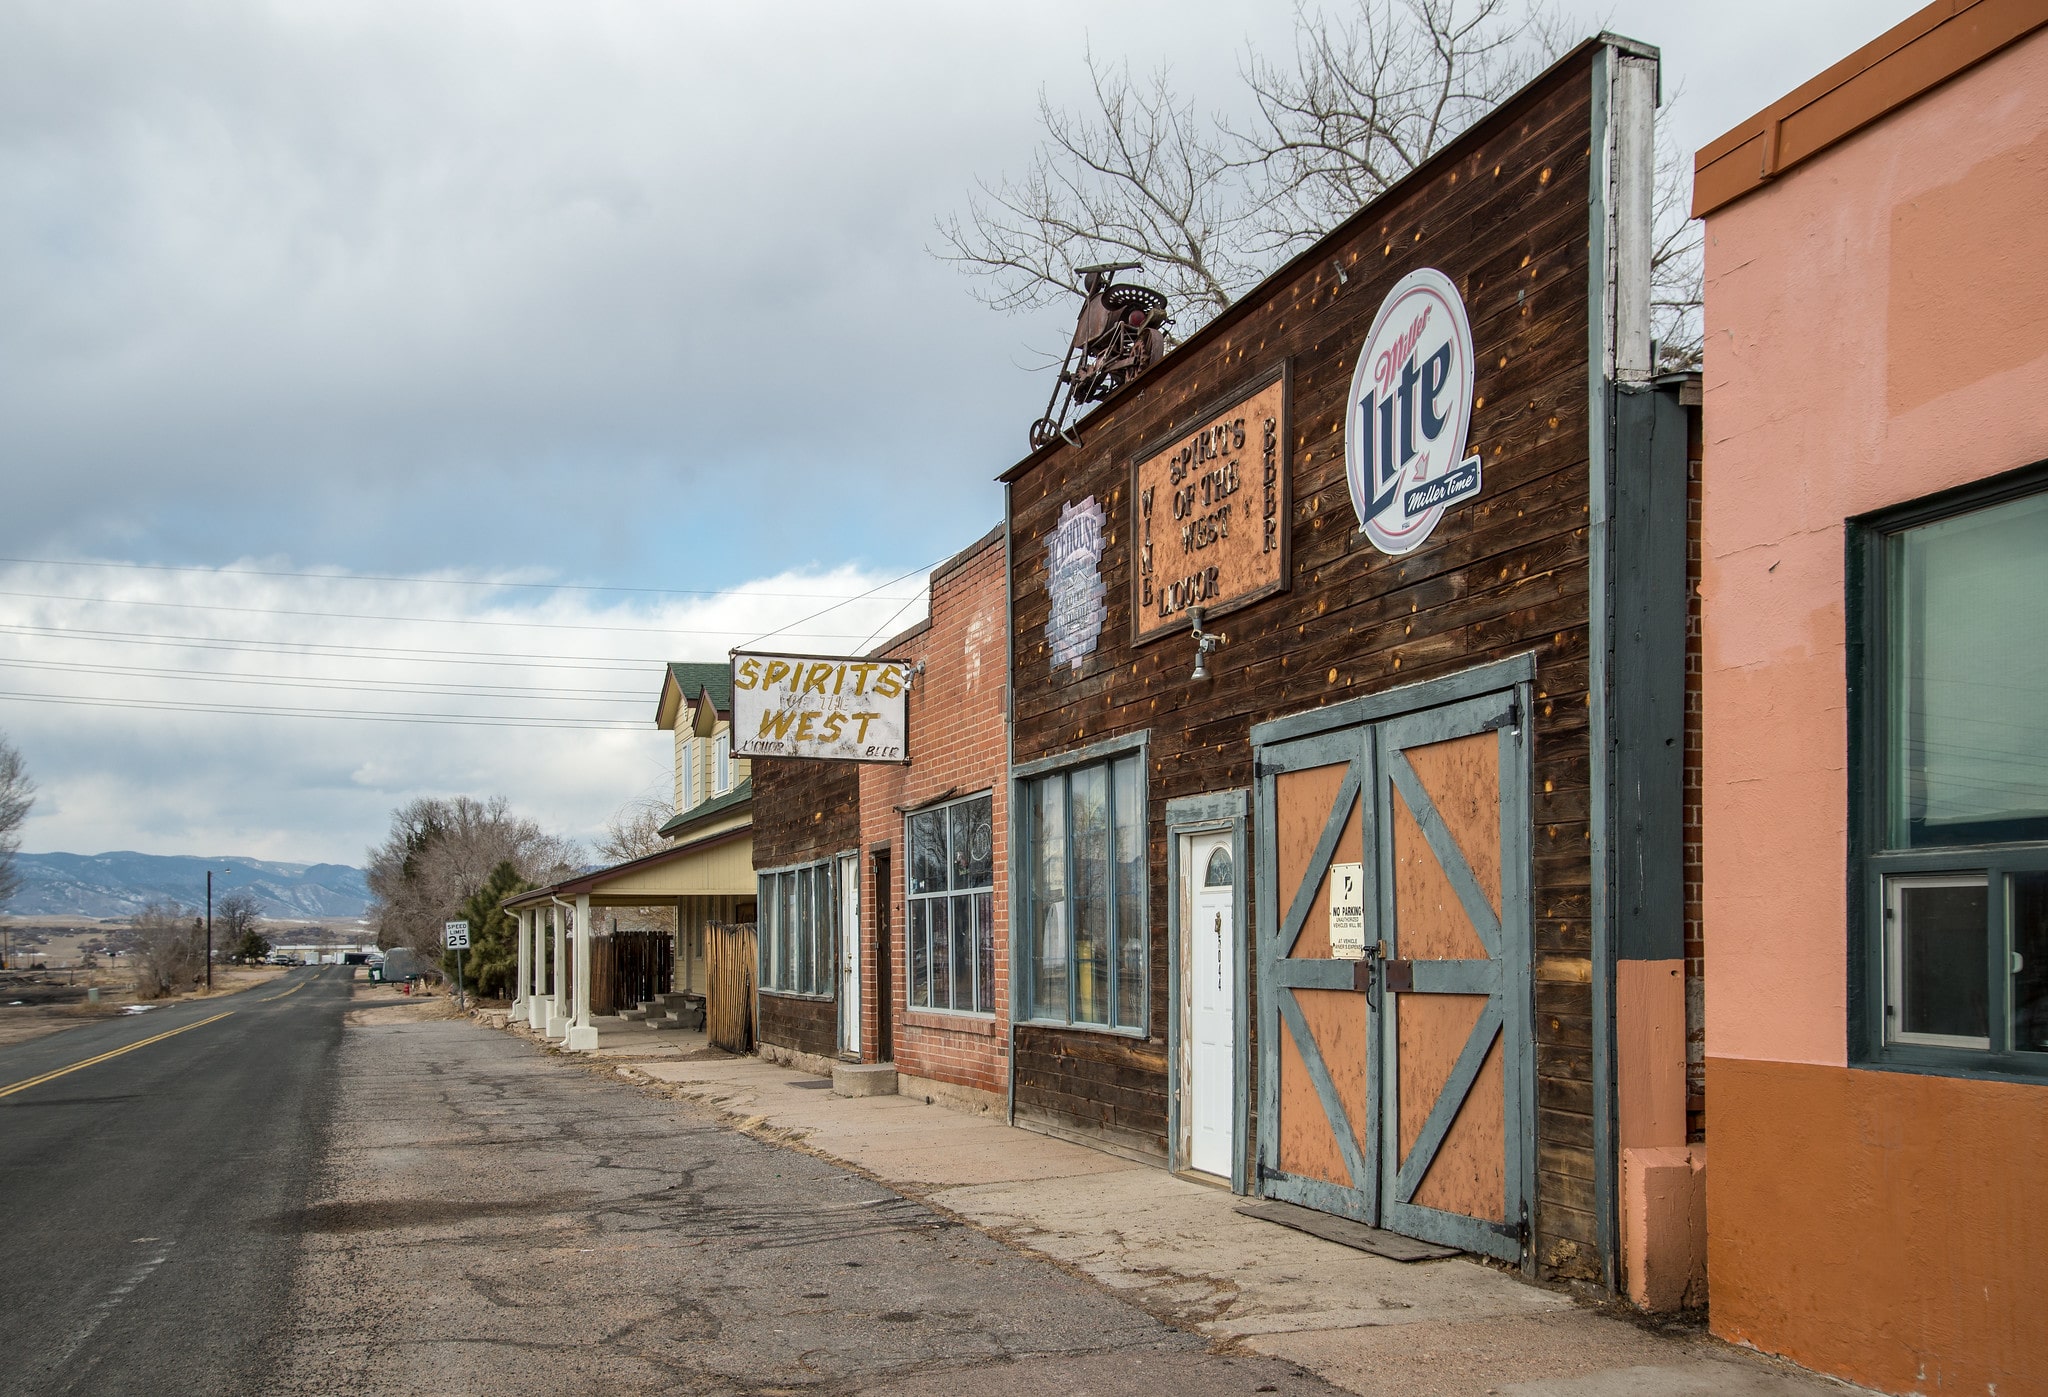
[740,557,938,651]
[0,688,648,731]
[0,554,930,603]
[0,656,653,703]
[0,621,668,671]
[0,588,909,639]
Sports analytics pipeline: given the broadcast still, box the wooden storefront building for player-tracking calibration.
[999,34,1698,1291]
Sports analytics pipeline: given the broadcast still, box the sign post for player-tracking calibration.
[443,920,470,1009]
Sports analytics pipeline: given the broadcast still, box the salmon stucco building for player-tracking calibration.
[1694,3,2048,1391]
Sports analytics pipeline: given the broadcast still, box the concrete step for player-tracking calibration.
[620,1006,650,1020]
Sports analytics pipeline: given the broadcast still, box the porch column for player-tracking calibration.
[567,892,598,1050]
[528,908,549,1030]
[546,903,570,1038]
[512,906,529,1015]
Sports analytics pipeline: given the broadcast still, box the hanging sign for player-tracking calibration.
[1045,496,1107,672]
[1131,367,1290,644]
[1327,862,1365,960]
[1344,268,1482,556]
[731,652,912,762]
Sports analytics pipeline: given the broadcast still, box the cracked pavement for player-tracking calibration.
[272,1015,1341,1396]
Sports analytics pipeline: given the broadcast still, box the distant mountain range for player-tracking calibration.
[5,852,371,921]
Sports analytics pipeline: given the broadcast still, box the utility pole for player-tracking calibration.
[204,866,230,991]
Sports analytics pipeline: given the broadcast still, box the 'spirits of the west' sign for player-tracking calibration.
[1345,267,1482,556]
[1132,372,1288,642]
[730,654,912,762]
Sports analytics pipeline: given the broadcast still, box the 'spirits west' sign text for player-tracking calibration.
[730,652,912,763]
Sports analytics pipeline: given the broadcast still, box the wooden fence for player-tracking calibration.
[590,930,675,1016]
[706,921,757,1054]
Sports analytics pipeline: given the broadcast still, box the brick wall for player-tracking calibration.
[858,526,1010,1093]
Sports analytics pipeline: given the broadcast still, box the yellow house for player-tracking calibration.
[500,661,756,1050]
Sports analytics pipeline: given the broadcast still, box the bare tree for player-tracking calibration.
[1237,0,1571,255]
[936,0,1702,362]
[932,53,1264,322]
[131,900,201,998]
[215,889,266,962]
[597,796,677,934]
[0,733,34,909]
[365,796,580,961]
[598,798,674,864]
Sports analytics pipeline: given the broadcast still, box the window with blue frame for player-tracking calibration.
[1022,750,1146,1032]
[1853,469,2048,1074]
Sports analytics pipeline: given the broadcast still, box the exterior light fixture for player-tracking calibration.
[1189,606,1225,680]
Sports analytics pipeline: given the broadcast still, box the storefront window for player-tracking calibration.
[759,861,832,996]
[1857,474,2048,1076]
[905,793,995,1014]
[1022,749,1146,1032]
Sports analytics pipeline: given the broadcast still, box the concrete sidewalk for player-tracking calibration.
[498,1017,1862,1397]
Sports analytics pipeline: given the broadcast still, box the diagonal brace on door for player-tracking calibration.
[1391,998,1503,1204]
[1276,990,1374,1193]
[1387,751,1502,958]
[1276,761,1363,959]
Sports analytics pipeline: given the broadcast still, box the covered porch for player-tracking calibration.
[502,821,754,1052]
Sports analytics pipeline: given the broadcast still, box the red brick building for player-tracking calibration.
[857,526,1010,1105]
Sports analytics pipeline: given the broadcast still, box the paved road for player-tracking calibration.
[272,1017,1340,1396]
[4,978,1338,1396]
[0,966,353,1397]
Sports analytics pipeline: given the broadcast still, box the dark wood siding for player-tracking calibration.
[1005,54,1606,1279]
[751,757,861,868]
[758,990,838,1059]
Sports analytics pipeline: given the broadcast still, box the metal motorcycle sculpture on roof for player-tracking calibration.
[1029,262,1172,451]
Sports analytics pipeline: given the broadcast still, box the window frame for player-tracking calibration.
[756,857,838,1000]
[1011,730,1151,1037]
[902,789,997,1018]
[715,729,732,795]
[1847,459,2048,1082]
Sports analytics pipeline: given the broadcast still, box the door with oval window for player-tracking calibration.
[1182,833,1238,1179]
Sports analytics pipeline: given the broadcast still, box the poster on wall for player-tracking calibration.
[1045,496,1107,672]
[1130,366,1291,644]
[1344,267,1483,556]
[730,652,913,763]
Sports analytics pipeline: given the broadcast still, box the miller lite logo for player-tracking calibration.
[1344,268,1482,555]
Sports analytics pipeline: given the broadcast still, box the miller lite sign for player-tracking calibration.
[1344,268,1482,555]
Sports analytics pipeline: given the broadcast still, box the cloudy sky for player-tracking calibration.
[0,0,1922,868]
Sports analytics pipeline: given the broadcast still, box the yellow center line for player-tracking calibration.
[260,979,308,1002]
[0,1011,236,1101]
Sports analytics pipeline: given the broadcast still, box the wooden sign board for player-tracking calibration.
[1130,366,1290,644]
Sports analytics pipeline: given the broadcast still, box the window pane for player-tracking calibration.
[813,863,832,996]
[928,896,952,1011]
[1894,879,1988,1042]
[1031,775,1068,1020]
[781,872,797,992]
[951,893,974,1011]
[953,796,994,890]
[2013,872,2048,1054]
[976,891,996,1015]
[908,899,929,1008]
[1113,755,1146,1030]
[1071,764,1111,1025]
[910,812,947,895]
[1887,490,2048,848]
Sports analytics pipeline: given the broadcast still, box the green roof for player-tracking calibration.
[667,661,732,712]
[657,777,752,840]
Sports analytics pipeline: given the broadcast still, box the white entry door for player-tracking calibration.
[1185,832,1237,1178]
[838,853,861,1057]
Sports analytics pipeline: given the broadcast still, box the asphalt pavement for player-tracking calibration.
[0,966,354,1397]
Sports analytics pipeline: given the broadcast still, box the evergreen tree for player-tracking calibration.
[446,860,529,998]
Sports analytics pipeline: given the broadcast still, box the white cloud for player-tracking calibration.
[0,555,928,864]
